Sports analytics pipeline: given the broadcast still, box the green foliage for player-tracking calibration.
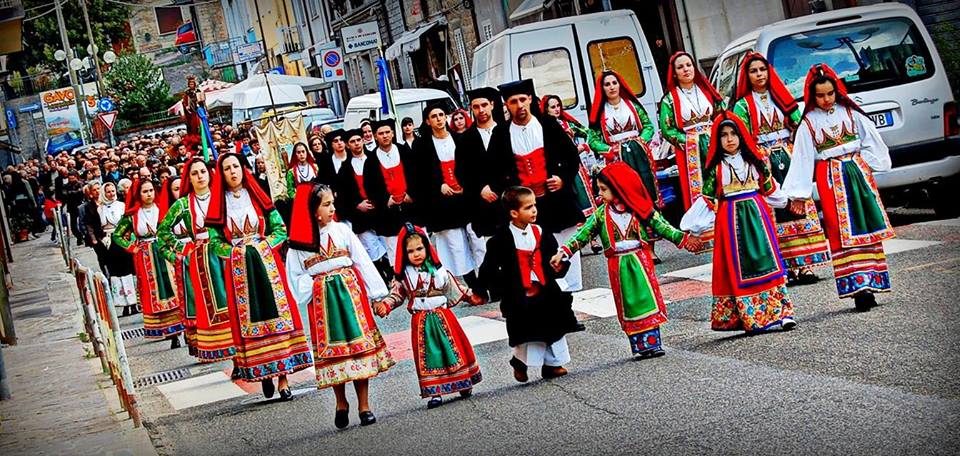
[931,22,960,101]
[103,53,176,119]
[17,0,129,73]
[76,331,90,343]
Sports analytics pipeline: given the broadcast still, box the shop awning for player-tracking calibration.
[384,19,445,60]
[509,0,554,22]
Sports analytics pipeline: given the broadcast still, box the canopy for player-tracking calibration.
[167,79,234,115]
[206,73,331,109]
[384,19,446,60]
[509,0,554,22]
[233,84,307,110]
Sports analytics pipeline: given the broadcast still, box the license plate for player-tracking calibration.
[869,111,894,128]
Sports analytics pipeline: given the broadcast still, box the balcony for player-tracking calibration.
[277,26,303,55]
[204,37,246,69]
[0,0,24,55]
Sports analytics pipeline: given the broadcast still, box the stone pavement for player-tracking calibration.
[0,236,156,456]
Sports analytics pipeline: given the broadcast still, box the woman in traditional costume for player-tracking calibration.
[286,183,394,428]
[205,153,313,399]
[112,179,185,349]
[285,142,318,200]
[449,109,472,134]
[690,111,797,333]
[542,94,599,222]
[158,157,237,364]
[659,52,726,216]
[99,182,138,316]
[157,177,196,353]
[551,163,697,358]
[376,224,482,409]
[782,64,894,311]
[733,52,830,285]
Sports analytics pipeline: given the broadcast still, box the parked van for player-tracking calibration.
[343,89,457,129]
[470,10,663,128]
[709,3,960,216]
[231,85,307,127]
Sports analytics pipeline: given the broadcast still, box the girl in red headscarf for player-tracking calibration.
[550,162,700,358]
[781,64,893,312]
[158,157,237,365]
[448,109,472,134]
[690,111,797,333]
[205,153,313,400]
[285,183,394,428]
[112,178,185,349]
[375,223,484,409]
[733,52,830,285]
[659,52,726,222]
[285,141,318,200]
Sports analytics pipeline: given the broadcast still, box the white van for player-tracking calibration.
[343,89,457,129]
[470,10,663,128]
[709,3,960,216]
[231,84,307,127]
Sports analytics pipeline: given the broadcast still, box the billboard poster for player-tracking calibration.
[39,84,100,137]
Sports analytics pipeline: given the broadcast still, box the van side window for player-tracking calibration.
[587,37,645,97]
[519,48,578,109]
[714,50,748,106]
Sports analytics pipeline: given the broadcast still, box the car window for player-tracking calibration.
[769,17,935,98]
[714,49,749,105]
[519,48,578,109]
[472,38,506,90]
[587,37,645,97]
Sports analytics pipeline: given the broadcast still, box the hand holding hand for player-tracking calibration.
[372,301,390,318]
[684,234,704,252]
[788,199,805,216]
[549,252,566,271]
[546,175,563,192]
[480,185,498,203]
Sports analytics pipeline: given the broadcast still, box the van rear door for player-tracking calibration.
[511,25,586,123]
[573,13,662,128]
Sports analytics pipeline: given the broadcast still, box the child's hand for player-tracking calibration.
[684,234,704,252]
[467,293,487,306]
[549,252,566,271]
[372,301,390,318]
[788,199,805,216]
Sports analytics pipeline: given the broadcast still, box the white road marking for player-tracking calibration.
[458,316,509,346]
[571,287,618,318]
[882,239,942,254]
[157,372,246,410]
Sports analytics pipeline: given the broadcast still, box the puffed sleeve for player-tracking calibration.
[285,248,314,311]
[112,215,136,252]
[345,224,388,299]
[853,110,891,172]
[781,120,817,200]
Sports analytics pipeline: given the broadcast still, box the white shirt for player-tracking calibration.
[608,207,642,252]
[478,122,496,150]
[135,206,159,238]
[432,134,456,162]
[99,200,125,232]
[377,144,401,168]
[225,189,260,242]
[331,153,347,174]
[509,223,540,284]
[350,155,367,176]
[403,265,450,311]
[510,116,544,156]
[192,192,211,237]
[604,101,640,142]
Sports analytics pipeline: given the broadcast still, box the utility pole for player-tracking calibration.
[253,0,277,112]
[54,0,91,144]
[78,0,104,97]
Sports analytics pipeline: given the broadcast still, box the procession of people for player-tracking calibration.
[4,54,895,429]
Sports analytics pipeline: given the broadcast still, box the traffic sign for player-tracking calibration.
[98,111,118,130]
[5,109,16,129]
[18,103,40,113]
[317,44,345,82]
[97,97,114,113]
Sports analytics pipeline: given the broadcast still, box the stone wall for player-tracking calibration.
[5,95,50,161]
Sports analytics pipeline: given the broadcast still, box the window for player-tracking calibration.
[155,7,184,35]
[519,48,577,109]
[453,28,471,89]
[308,0,319,19]
[712,49,749,105]
[768,17,936,98]
[587,37,645,97]
[472,37,506,90]
[481,20,494,42]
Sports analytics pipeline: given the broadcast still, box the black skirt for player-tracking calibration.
[105,237,135,277]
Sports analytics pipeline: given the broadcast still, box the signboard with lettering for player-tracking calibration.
[341,21,381,54]
[237,42,264,64]
[39,87,83,137]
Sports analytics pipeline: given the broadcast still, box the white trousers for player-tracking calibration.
[554,226,582,292]
[512,337,571,368]
[358,230,386,262]
[431,227,476,276]
[465,223,488,273]
[380,235,399,268]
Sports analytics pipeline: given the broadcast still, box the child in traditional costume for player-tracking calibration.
[552,162,700,357]
[286,183,395,429]
[479,186,581,382]
[158,157,237,365]
[205,153,313,400]
[285,142,318,200]
[112,179,185,349]
[782,64,894,311]
[733,52,830,285]
[685,111,797,333]
[375,224,483,409]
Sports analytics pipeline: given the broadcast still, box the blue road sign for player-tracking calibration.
[97,98,115,113]
[5,109,15,129]
[18,103,40,114]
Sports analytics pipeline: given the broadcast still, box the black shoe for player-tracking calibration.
[796,269,820,285]
[782,317,798,331]
[334,409,349,429]
[459,388,473,398]
[170,335,181,349]
[854,292,876,312]
[573,322,587,332]
[786,270,800,286]
[278,388,292,401]
[231,366,242,380]
[359,411,377,426]
[427,396,443,409]
[261,379,275,398]
[636,348,666,360]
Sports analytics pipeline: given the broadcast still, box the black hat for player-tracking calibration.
[325,128,346,149]
[498,79,536,101]
[372,118,396,134]
[467,87,500,104]
[422,100,449,122]
[345,128,364,141]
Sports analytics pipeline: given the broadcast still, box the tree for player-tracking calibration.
[17,0,129,73]
[103,53,175,119]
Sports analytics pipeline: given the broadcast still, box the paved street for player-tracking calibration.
[108,211,960,455]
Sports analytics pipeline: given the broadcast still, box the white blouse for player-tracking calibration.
[99,200,125,233]
[604,101,640,143]
[677,85,714,129]
[782,107,890,200]
[285,221,388,310]
[136,206,159,238]
[295,163,316,182]
[509,116,544,156]
[432,134,456,162]
[402,265,450,311]
[751,91,791,145]
[225,189,260,243]
[608,208,642,252]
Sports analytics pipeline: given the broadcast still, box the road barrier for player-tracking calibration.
[72,259,141,427]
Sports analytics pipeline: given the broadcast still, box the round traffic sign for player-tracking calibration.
[323,50,341,67]
[97,97,115,112]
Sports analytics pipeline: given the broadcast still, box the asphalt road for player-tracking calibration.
[122,209,960,456]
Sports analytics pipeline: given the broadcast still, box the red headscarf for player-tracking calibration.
[178,156,212,199]
[801,63,866,117]
[541,94,582,128]
[123,178,157,216]
[588,70,642,130]
[704,110,765,174]
[448,109,473,133]
[394,223,442,275]
[599,162,654,221]
[288,182,323,251]
[204,152,275,228]
[665,52,724,128]
[286,141,317,169]
[154,177,181,220]
[735,52,799,132]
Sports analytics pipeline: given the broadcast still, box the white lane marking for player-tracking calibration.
[666,263,713,283]
[916,218,960,227]
[458,316,509,346]
[157,372,246,410]
[571,287,618,318]
[882,239,941,254]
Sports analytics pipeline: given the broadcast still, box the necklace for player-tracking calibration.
[195,192,211,202]
[297,164,312,181]
[231,189,243,199]
[680,86,703,116]
[724,155,751,185]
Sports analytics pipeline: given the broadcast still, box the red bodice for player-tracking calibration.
[514,148,548,197]
[440,160,462,191]
[381,162,408,201]
[516,225,546,295]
